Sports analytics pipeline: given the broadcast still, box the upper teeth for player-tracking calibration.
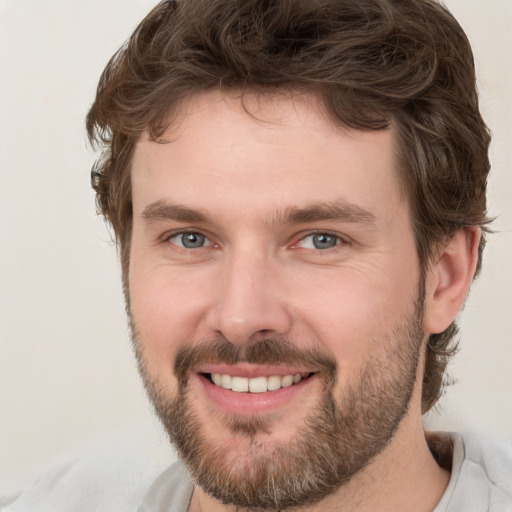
[211,373,304,393]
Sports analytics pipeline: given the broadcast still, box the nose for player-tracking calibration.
[206,249,293,345]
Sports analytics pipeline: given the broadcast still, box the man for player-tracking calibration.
[3,0,511,511]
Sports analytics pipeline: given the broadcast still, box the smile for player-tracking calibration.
[208,372,311,393]
[195,364,319,415]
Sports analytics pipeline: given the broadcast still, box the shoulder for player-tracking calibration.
[138,460,194,512]
[447,431,512,512]
[0,435,176,512]
[461,432,512,496]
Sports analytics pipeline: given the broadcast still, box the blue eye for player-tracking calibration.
[169,232,211,249]
[299,233,340,250]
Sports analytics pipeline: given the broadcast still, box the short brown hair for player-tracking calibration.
[86,0,491,413]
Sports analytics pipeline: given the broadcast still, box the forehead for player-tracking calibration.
[131,90,405,223]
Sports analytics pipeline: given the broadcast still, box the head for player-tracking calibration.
[86,0,490,507]
[87,0,491,414]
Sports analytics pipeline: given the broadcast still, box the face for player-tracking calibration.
[129,91,426,510]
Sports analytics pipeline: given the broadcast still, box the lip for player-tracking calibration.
[195,363,314,378]
[194,369,318,416]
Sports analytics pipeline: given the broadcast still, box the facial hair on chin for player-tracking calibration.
[132,297,425,511]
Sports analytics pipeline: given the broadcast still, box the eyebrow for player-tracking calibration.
[275,201,376,226]
[141,199,376,227]
[141,200,210,223]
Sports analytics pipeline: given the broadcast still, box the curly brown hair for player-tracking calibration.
[86,0,492,413]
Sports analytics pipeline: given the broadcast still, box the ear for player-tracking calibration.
[424,227,481,334]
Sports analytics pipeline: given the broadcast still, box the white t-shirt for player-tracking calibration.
[2,432,511,511]
[432,432,512,511]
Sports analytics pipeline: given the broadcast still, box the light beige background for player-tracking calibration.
[0,0,511,493]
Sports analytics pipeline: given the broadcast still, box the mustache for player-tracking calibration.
[174,337,338,386]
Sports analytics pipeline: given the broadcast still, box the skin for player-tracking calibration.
[128,91,480,511]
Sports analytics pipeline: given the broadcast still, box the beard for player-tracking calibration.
[132,296,425,511]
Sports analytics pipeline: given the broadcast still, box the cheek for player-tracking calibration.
[288,263,419,370]
[128,262,211,376]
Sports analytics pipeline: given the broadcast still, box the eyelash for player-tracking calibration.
[164,229,349,253]
[293,231,349,252]
[165,230,216,250]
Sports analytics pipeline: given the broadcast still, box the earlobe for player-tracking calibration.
[423,227,481,334]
